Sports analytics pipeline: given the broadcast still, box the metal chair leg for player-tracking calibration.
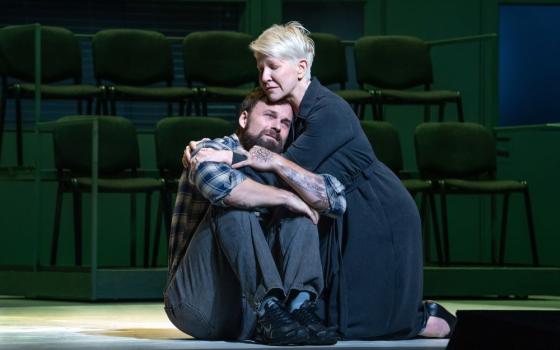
[143,192,152,268]
[0,89,6,162]
[15,90,23,166]
[418,192,430,262]
[498,193,510,266]
[523,187,539,266]
[201,91,208,116]
[429,192,443,265]
[456,95,465,123]
[50,183,64,265]
[439,182,450,265]
[151,193,163,267]
[373,96,382,121]
[72,184,83,266]
[130,194,137,267]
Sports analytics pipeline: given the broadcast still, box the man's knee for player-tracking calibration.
[211,207,262,240]
[165,300,242,340]
[278,215,319,241]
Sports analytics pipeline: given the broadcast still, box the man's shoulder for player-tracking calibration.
[201,133,240,151]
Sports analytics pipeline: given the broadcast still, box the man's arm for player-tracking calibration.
[189,138,318,222]
[223,178,318,223]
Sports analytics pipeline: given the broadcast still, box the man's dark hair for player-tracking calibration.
[238,87,269,116]
[236,87,292,135]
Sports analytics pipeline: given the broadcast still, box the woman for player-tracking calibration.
[193,22,454,339]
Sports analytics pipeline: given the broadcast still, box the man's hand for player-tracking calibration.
[232,145,278,172]
[181,138,210,168]
[189,148,233,171]
[284,191,320,224]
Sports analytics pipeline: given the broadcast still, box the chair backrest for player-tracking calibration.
[0,24,81,83]
[155,116,234,178]
[53,115,140,175]
[415,122,497,179]
[355,35,433,89]
[183,31,256,87]
[92,29,173,85]
[360,120,404,175]
[309,32,348,87]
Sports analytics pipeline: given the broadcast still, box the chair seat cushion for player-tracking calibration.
[443,179,527,193]
[204,86,254,101]
[402,178,432,193]
[74,177,163,192]
[112,85,196,100]
[376,89,460,103]
[335,89,372,102]
[14,83,102,98]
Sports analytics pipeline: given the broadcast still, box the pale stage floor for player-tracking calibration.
[1,296,560,350]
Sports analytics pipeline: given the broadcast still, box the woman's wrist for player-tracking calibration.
[270,152,284,172]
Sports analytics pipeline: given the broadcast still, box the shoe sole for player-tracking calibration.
[254,331,309,346]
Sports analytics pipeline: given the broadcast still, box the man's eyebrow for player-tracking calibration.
[263,109,278,115]
[282,116,293,124]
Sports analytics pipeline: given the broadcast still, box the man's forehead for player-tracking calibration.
[254,100,293,120]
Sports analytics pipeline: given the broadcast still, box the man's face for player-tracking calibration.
[238,100,293,153]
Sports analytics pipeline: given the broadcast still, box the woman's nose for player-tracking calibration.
[260,68,271,81]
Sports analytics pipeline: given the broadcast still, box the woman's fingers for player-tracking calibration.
[232,159,250,169]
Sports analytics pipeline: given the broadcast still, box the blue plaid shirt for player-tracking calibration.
[167,133,346,279]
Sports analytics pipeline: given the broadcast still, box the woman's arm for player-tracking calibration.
[233,146,329,210]
[233,146,346,216]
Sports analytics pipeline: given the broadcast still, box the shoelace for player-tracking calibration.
[293,304,322,326]
[264,303,294,326]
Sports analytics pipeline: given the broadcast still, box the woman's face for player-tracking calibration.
[256,54,301,102]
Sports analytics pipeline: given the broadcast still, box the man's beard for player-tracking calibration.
[239,128,283,153]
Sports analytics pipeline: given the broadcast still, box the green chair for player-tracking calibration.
[183,31,256,116]
[415,122,539,266]
[361,120,443,264]
[152,116,233,266]
[310,33,372,118]
[50,115,164,267]
[0,24,102,166]
[355,35,464,123]
[92,29,195,116]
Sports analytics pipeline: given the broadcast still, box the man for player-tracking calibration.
[164,88,346,345]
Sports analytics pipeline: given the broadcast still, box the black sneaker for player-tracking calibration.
[255,299,309,345]
[291,300,338,345]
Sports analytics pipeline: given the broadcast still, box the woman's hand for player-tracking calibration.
[189,148,233,171]
[181,138,210,168]
[232,145,279,172]
[283,191,320,224]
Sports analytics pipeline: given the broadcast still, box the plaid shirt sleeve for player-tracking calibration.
[188,135,247,206]
[320,174,347,217]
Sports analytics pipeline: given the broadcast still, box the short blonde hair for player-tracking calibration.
[250,21,315,79]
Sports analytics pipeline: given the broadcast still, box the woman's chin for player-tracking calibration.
[266,90,284,102]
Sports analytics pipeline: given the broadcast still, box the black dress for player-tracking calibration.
[284,79,426,339]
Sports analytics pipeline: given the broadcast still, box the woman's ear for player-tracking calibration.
[239,110,249,129]
[297,59,308,80]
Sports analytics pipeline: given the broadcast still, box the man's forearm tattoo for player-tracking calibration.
[280,165,329,209]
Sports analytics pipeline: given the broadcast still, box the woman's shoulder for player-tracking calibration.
[308,87,356,118]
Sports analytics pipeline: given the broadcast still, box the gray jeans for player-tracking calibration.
[164,206,324,340]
